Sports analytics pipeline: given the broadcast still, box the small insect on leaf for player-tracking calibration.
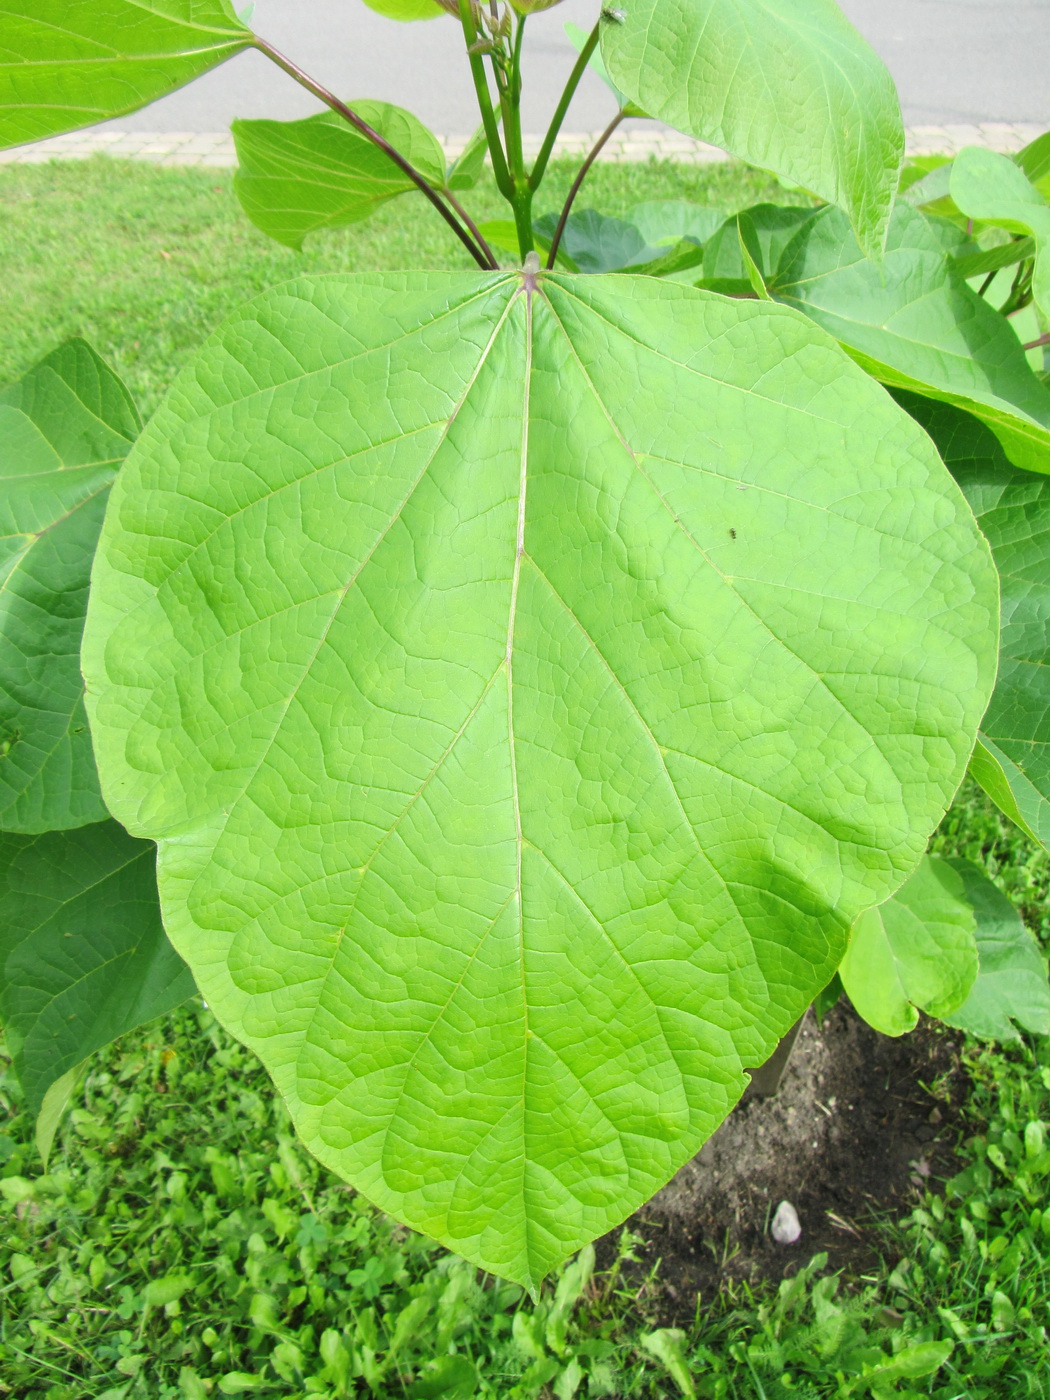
[602,7,627,22]
[729,528,737,539]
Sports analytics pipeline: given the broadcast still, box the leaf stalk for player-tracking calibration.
[253,37,496,270]
[529,20,601,192]
[545,111,624,269]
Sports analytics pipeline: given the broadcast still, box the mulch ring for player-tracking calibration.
[595,1000,967,1324]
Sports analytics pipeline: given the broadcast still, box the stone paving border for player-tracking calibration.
[0,123,1043,167]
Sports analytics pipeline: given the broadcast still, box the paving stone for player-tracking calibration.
[0,124,1041,168]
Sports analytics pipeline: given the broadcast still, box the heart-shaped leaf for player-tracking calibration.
[940,858,1050,1041]
[83,272,997,1287]
[840,855,979,1036]
[773,202,1050,474]
[0,0,252,151]
[0,339,140,833]
[0,820,194,1115]
[897,392,1050,847]
[599,0,903,257]
[233,104,448,250]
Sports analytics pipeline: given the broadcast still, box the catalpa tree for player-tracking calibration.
[2,0,1049,1291]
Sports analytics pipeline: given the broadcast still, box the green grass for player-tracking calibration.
[6,792,1050,1399]
[0,1003,657,1399]
[0,156,787,418]
[3,159,1050,1398]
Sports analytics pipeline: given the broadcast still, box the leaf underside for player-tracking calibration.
[359,0,443,21]
[840,854,979,1037]
[942,857,1050,1040]
[83,272,997,1287]
[232,103,448,251]
[599,0,903,257]
[0,820,195,1115]
[0,338,140,833]
[898,393,1050,850]
[0,0,252,151]
[773,203,1050,476]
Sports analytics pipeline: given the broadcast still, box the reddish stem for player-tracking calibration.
[254,38,496,269]
[545,112,624,271]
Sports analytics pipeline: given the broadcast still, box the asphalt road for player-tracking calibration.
[95,0,1049,136]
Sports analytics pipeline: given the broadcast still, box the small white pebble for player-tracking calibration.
[771,1200,802,1245]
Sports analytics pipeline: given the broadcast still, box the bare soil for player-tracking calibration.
[596,1000,966,1323]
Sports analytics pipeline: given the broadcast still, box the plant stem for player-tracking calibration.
[511,12,526,102]
[458,0,514,201]
[253,37,492,270]
[529,20,601,193]
[976,269,997,298]
[502,17,526,178]
[501,14,534,258]
[545,112,624,269]
[999,259,1033,317]
[1022,331,1050,351]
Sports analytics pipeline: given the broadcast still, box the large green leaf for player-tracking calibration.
[840,855,979,1037]
[82,271,997,1287]
[599,0,903,257]
[232,104,448,250]
[950,146,1050,320]
[0,0,252,151]
[898,392,1050,848]
[0,820,195,1115]
[0,339,140,833]
[772,202,1050,474]
[941,858,1050,1040]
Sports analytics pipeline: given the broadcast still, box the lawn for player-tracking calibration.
[0,156,789,416]
[2,157,1050,1400]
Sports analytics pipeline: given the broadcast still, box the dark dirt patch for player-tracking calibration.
[596,1001,967,1323]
